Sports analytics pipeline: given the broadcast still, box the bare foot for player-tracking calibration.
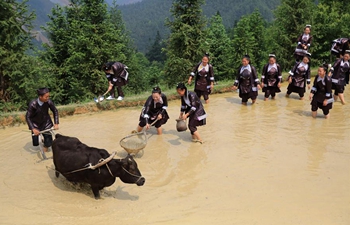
[192,139,204,144]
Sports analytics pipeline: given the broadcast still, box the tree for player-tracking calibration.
[231,10,266,72]
[41,0,133,104]
[145,31,166,63]
[118,0,280,53]
[164,0,207,86]
[204,12,233,80]
[270,0,315,70]
[109,0,133,62]
[312,1,350,64]
[0,0,37,111]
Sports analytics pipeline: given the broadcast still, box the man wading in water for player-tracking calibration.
[26,88,59,152]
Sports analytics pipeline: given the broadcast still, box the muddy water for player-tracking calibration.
[0,83,349,225]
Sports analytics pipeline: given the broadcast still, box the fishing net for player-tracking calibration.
[119,131,148,155]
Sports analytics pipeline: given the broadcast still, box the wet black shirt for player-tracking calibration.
[26,99,59,131]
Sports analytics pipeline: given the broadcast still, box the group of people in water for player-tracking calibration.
[133,83,207,143]
[25,24,349,149]
[133,25,349,143]
[233,25,349,119]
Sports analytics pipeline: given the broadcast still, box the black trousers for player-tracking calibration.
[32,133,53,147]
[110,85,124,97]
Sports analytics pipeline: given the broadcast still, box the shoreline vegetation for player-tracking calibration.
[0,70,316,128]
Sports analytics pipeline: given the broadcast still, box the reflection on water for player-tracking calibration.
[0,82,349,225]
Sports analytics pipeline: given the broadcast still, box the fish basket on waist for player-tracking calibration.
[119,131,148,155]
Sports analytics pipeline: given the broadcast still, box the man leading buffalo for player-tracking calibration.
[26,87,59,152]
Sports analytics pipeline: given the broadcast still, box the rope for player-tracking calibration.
[64,163,94,174]
[89,152,116,170]
[121,166,143,183]
[50,152,143,184]
[64,152,116,175]
[106,163,115,177]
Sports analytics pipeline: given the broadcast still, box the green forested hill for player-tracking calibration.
[26,0,143,30]
[26,0,280,53]
[202,0,279,26]
[26,0,55,29]
[105,0,143,5]
[119,0,281,53]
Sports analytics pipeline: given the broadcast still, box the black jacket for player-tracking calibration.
[26,99,59,131]
[140,93,169,121]
[181,91,206,121]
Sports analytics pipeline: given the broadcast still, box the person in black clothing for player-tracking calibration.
[330,38,350,58]
[328,50,350,104]
[176,83,206,144]
[286,53,311,100]
[261,53,282,101]
[233,55,261,105]
[26,88,59,152]
[294,25,312,62]
[136,87,169,135]
[102,61,129,101]
[188,53,215,104]
[309,64,333,119]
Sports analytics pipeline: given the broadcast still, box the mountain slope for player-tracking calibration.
[119,0,281,53]
[46,0,142,6]
[25,0,280,52]
[105,0,143,5]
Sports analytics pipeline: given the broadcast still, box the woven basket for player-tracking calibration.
[120,131,148,155]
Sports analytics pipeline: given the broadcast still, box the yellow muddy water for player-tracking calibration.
[0,83,349,225]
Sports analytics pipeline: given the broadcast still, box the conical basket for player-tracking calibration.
[119,131,148,155]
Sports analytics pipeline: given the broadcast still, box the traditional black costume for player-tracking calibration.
[331,38,349,58]
[26,92,59,148]
[190,62,215,101]
[329,58,350,95]
[104,62,129,99]
[180,90,206,134]
[310,75,333,116]
[234,64,260,103]
[261,62,282,98]
[139,93,169,128]
[294,26,312,61]
[287,61,311,98]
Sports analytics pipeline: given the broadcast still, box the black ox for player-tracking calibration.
[52,134,145,199]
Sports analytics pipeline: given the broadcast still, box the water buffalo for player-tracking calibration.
[52,134,145,199]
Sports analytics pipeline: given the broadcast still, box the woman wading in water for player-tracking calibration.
[261,53,282,101]
[328,50,350,104]
[233,55,261,105]
[176,83,206,144]
[286,53,311,100]
[309,64,333,119]
[188,53,215,104]
[136,87,169,135]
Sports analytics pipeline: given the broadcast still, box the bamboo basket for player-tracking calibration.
[119,131,147,155]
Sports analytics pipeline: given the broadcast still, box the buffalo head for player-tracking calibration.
[118,154,145,186]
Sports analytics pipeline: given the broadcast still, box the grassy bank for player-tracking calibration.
[0,80,234,128]
[0,69,315,128]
